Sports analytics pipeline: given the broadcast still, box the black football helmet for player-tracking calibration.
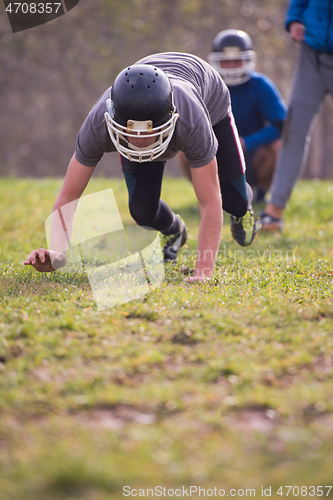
[208,29,256,85]
[105,64,178,162]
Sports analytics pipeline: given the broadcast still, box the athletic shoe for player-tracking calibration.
[256,212,283,232]
[160,215,187,263]
[230,206,256,246]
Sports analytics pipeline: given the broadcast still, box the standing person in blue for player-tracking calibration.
[257,0,333,231]
[208,29,287,202]
[24,53,257,281]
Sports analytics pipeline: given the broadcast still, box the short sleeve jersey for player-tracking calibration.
[75,52,230,171]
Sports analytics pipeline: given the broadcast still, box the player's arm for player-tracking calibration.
[24,155,96,272]
[243,79,287,152]
[285,0,307,41]
[189,157,223,281]
[289,21,305,42]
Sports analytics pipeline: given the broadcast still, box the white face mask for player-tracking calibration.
[208,50,256,86]
[104,98,179,163]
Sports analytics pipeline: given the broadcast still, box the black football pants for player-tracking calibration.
[121,113,250,233]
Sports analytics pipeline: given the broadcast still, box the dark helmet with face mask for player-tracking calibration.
[208,29,256,86]
[105,64,178,162]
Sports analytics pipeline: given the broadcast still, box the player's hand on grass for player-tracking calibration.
[181,264,212,283]
[184,269,211,283]
[24,249,66,272]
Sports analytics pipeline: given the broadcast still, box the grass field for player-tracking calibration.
[0,177,333,500]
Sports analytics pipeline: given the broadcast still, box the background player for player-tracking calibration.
[179,31,286,202]
[208,30,287,202]
[179,30,287,205]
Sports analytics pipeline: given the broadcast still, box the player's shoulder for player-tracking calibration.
[82,87,111,134]
[171,78,202,116]
[247,71,280,96]
[138,51,207,66]
[248,71,274,86]
[88,87,111,117]
[137,52,218,80]
[77,87,111,143]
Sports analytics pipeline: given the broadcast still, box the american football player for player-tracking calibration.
[25,53,256,281]
[208,29,287,202]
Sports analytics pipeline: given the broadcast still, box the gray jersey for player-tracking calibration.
[75,52,230,171]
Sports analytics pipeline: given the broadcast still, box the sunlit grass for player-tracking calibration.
[0,177,332,500]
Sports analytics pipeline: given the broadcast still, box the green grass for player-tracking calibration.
[0,177,333,500]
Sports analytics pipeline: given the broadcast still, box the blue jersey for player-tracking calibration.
[285,0,333,54]
[228,72,287,152]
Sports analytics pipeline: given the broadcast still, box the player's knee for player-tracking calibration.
[129,204,158,227]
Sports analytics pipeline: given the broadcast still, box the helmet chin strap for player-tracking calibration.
[126,119,153,133]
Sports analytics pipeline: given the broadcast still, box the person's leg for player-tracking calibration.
[252,139,281,194]
[321,53,333,96]
[243,150,256,187]
[121,157,187,261]
[267,42,326,213]
[213,109,255,246]
[213,109,253,213]
[177,113,251,215]
[219,175,250,217]
[122,163,178,234]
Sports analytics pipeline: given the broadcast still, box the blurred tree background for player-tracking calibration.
[0,0,332,177]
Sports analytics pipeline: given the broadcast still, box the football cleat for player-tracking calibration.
[230,206,256,246]
[160,215,187,263]
[256,212,283,232]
